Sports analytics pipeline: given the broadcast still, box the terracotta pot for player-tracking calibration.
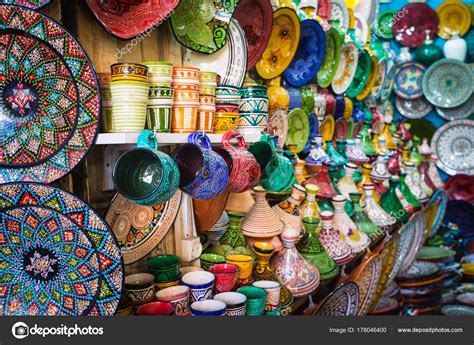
[225,191,255,213]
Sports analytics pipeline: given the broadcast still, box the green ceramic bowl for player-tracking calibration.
[147,255,182,282]
[200,253,226,271]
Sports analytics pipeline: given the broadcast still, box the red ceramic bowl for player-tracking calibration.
[137,302,174,316]
[209,264,239,293]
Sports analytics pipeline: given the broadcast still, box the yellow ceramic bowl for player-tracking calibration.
[212,112,239,134]
[226,254,255,285]
[154,278,181,291]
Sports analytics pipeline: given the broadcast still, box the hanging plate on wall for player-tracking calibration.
[0,5,100,184]
[436,94,474,121]
[395,96,433,119]
[0,0,52,9]
[436,0,471,40]
[394,62,426,100]
[392,3,438,48]
[316,27,341,88]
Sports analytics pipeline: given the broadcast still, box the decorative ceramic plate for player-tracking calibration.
[315,282,359,316]
[316,28,341,88]
[233,0,273,71]
[374,10,396,39]
[370,55,387,100]
[330,0,350,33]
[1,0,52,9]
[442,305,474,316]
[331,42,359,95]
[268,109,289,149]
[397,261,441,282]
[456,293,474,307]
[346,117,355,139]
[285,108,310,153]
[301,112,319,154]
[400,212,427,274]
[0,5,100,184]
[417,246,456,262]
[395,96,433,119]
[356,52,378,101]
[256,8,301,80]
[354,0,378,26]
[0,183,124,316]
[431,119,474,176]
[436,0,471,40]
[346,48,370,98]
[426,189,447,238]
[392,3,438,48]
[170,0,240,54]
[183,19,248,87]
[423,59,473,108]
[105,191,181,264]
[381,60,397,101]
[354,12,370,46]
[436,94,474,121]
[351,254,382,315]
[394,62,426,100]
[317,0,332,21]
[284,19,326,87]
[369,297,399,315]
[334,118,348,139]
[320,115,335,143]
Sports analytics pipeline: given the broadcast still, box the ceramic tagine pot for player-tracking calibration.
[346,136,370,165]
[299,184,321,221]
[325,140,348,172]
[428,154,445,190]
[272,184,306,231]
[378,137,392,156]
[379,117,396,150]
[357,163,379,204]
[332,195,371,253]
[380,178,410,223]
[444,32,467,61]
[362,184,396,229]
[304,163,337,200]
[387,148,402,176]
[305,135,331,169]
[415,30,443,67]
[398,173,421,211]
[337,163,360,200]
[220,212,247,249]
[404,162,430,203]
[420,160,438,192]
[241,187,284,250]
[271,227,320,297]
[349,193,382,241]
[297,217,339,281]
[318,211,355,265]
[225,191,255,214]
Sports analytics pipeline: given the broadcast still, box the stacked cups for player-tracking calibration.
[198,71,217,133]
[237,86,269,137]
[213,85,241,134]
[97,73,114,133]
[172,66,200,133]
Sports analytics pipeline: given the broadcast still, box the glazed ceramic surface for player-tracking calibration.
[183,19,247,87]
[315,282,359,316]
[332,42,359,95]
[436,95,474,121]
[330,0,350,33]
[394,62,425,100]
[317,28,341,88]
[431,120,474,176]
[268,109,289,148]
[392,3,438,48]
[395,96,433,119]
[0,5,100,184]
[436,0,471,40]
[286,108,310,153]
[375,10,396,39]
[354,13,370,46]
[346,49,370,98]
[352,255,382,315]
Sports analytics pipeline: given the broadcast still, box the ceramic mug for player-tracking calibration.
[212,112,239,134]
[142,61,173,86]
[200,254,226,271]
[155,285,191,316]
[124,273,155,306]
[147,106,172,132]
[172,105,198,133]
[214,292,247,316]
[111,62,148,82]
[209,264,239,293]
[113,130,180,206]
[190,300,226,316]
[248,140,273,176]
[172,66,200,85]
[252,280,281,312]
[236,286,267,316]
[147,255,182,283]
[182,271,215,303]
[182,132,229,200]
[136,301,174,316]
[226,254,255,286]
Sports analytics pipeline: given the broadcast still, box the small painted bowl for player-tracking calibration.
[191,300,226,316]
[226,254,255,286]
[182,271,215,303]
[212,112,239,134]
[214,292,247,316]
[237,286,267,316]
[200,254,226,271]
[137,301,174,316]
[209,264,239,293]
[124,273,155,306]
[147,255,181,282]
[155,285,190,316]
[111,62,148,82]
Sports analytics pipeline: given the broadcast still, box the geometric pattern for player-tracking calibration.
[0,1,52,10]
[0,5,100,184]
[0,182,124,315]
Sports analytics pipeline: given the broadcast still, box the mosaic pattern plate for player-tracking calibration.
[436,0,471,40]
[399,212,427,274]
[346,48,370,98]
[171,0,240,54]
[392,3,438,48]
[394,62,425,100]
[0,0,52,9]
[436,94,474,121]
[397,260,441,281]
[431,119,474,176]
[105,191,181,264]
[87,0,179,39]
[316,28,341,88]
[183,19,248,87]
[285,108,310,153]
[395,96,433,119]
[352,254,382,315]
[0,183,124,315]
[423,59,474,108]
[315,282,359,316]
[0,5,100,184]
[330,0,350,33]
[332,42,358,95]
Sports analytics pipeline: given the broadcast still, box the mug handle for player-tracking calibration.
[137,129,159,150]
[222,130,246,149]
[188,131,211,149]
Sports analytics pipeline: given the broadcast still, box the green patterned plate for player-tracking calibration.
[346,48,371,98]
[416,246,456,262]
[317,27,341,88]
[285,108,310,153]
[375,10,396,39]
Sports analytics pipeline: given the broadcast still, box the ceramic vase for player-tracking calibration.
[415,30,443,66]
[304,163,337,200]
[363,183,396,228]
[318,211,355,265]
[272,184,306,231]
[349,193,382,240]
[220,212,247,249]
[444,33,467,61]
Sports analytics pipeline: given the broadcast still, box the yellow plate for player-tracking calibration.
[256,8,301,80]
[356,50,379,101]
[436,0,472,39]
[348,8,355,29]
[320,115,335,145]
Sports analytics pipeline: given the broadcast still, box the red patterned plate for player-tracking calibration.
[317,0,332,21]
[392,3,438,48]
[234,0,273,71]
[86,0,179,39]
[335,118,348,139]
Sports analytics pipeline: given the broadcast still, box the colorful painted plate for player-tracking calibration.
[356,51,378,101]
[370,55,387,100]
[394,62,426,100]
[233,0,273,71]
[456,293,474,307]
[331,42,359,95]
[285,108,310,153]
[170,0,239,54]
[317,0,332,21]
[105,191,181,264]
[442,305,474,316]
[354,12,370,46]
[401,212,427,273]
[1,0,52,9]
[381,60,397,101]
[87,0,178,39]
[431,119,474,176]
[436,0,472,40]
[316,28,341,88]
[374,10,396,39]
[320,115,336,143]
[268,109,289,148]
[0,5,100,184]
[395,96,433,119]
[0,182,124,316]
[315,282,359,316]
[346,117,355,139]
[424,59,473,108]
[436,94,474,121]
[284,19,326,87]
[354,0,378,26]
[183,19,248,87]
[397,260,441,282]
[351,254,382,315]
[334,118,348,139]
[330,0,350,33]
[346,48,370,97]
[417,246,456,262]
[393,3,438,48]
[256,8,301,80]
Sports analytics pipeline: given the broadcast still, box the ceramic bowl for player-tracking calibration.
[190,300,227,316]
[182,271,216,303]
[137,301,174,316]
[209,264,239,293]
[214,292,247,316]
[226,254,255,286]
[212,112,239,134]
[155,285,191,316]
[147,255,182,282]
[236,286,267,316]
[111,62,148,82]
[124,273,156,306]
[200,254,226,271]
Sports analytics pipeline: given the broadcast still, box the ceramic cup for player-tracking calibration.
[111,62,148,82]
[209,264,239,293]
[181,266,205,275]
[197,95,216,133]
[237,86,269,136]
[154,278,181,291]
[155,285,191,316]
[171,143,204,187]
[252,280,281,312]
[172,66,200,85]
[214,292,247,316]
[236,286,267,316]
[171,105,198,133]
[147,86,173,132]
[113,130,180,206]
[225,254,255,286]
[124,273,155,306]
[216,85,241,106]
[181,271,215,303]
[147,255,182,283]
[200,254,226,271]
[142,61,173,86]
[136,301,174,316]
[212,112,239,134]
[199,71,218,96]
[110,80,150,131]
[190,300,226,316]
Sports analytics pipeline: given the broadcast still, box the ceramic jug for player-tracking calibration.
[444,32,467,61]
[416,30,443,66]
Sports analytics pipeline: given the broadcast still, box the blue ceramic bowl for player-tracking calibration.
[191,300,226,316]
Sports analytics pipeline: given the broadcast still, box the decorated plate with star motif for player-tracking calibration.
[0,0,52,9]
[0,5,100,184]
[0,182,124,315]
